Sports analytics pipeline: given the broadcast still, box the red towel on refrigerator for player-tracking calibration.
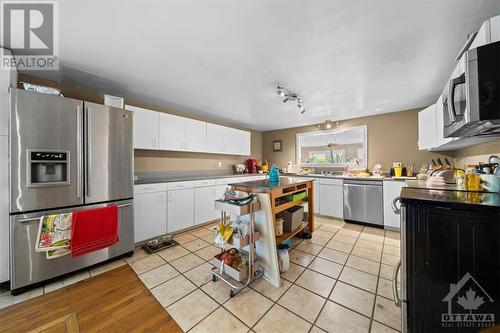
[71,205,119,257]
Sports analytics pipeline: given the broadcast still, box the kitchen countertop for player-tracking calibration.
[284,173,414,182]
[134,171,264,185]
[401,187,500,208]
[134,170,415,185]
[404,179,497,192]
[229,176,312,191]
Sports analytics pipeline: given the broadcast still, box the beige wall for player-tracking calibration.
[449,139,500,169]
[18,74,262,172]
[15,74,500,172]
[262,108,452,171]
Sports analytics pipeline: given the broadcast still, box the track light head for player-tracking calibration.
[276,84,306,114]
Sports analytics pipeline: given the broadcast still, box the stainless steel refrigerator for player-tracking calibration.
[9,88,134,293]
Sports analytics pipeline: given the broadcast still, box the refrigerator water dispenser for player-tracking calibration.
[27,150,70,187]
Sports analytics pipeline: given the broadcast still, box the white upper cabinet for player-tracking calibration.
[207,123,251,156]
[127,105,159,150]
[129,105,248,155]
[232,128,251,156]
[207,123,228,154]
[469,15,500,49]
[159,114,207,152]
[491,15,500,44]
[159,113,186,151]
[184,118,207,152]
[418,104,437,150]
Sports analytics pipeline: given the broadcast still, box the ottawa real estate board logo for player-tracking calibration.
[441,272,495,329]
[1,1,59,70]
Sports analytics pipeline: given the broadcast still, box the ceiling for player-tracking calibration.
[19,0,500,131]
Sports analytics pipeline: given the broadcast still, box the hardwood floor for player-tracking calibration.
[0,265,182,333]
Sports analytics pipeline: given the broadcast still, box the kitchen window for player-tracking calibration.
[296,125,367,168]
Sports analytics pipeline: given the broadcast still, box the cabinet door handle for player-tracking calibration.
[392,260,402,307]
[391,196,401,214]
[168,194,172,202]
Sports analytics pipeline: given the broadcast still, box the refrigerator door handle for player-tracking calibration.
[117,203,132,208]
[86,107,92,197]
[76,105,82,199]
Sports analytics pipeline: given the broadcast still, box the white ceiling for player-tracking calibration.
[20,0,500,131]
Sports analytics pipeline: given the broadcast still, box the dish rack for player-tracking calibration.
[211,197,263,297]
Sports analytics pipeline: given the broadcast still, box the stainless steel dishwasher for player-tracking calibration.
[343,179,383,226]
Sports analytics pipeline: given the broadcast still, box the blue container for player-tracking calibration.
[268,165,280,182]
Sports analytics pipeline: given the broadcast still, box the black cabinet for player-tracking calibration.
[402,199,500,333]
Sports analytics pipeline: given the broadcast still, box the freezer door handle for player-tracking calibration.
[86,107,92,197]
[77,105,83,199]
[18,217,40,223]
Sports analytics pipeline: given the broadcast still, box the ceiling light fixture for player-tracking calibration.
[276,84,306,114]
[318,120,340,130]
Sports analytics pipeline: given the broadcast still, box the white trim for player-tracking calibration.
[296,125,368,168]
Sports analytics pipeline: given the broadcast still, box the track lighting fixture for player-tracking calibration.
[276,84,306,114]
[318,120,340,130]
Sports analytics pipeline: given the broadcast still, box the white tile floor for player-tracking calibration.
[0,216,402,333]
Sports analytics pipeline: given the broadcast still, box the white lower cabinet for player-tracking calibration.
[383,181,404,229]
[168,188,195,233]
[134,191,167,243]
[132,179,233,242]
[319,184,343,219]
[313,179,320,214]
[195,186,220,225]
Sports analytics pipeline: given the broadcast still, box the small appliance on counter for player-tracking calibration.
[233,163,246,174]
[259,159,269,173]
[245,159,258,174]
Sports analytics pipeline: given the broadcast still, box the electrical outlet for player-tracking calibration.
[218,162,222,168]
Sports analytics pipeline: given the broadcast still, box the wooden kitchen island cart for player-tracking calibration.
[229,177,315,244]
